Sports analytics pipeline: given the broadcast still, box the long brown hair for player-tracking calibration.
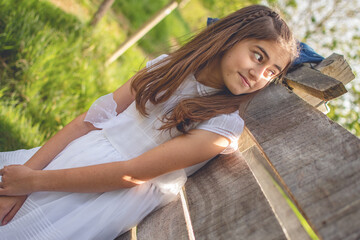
[131,5,298,133]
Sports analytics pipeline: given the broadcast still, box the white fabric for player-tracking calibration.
[0,55,244,239]
[196,112,244,154]
[146,53,168,69]
[84,93,117,129]
[0,132,164,240]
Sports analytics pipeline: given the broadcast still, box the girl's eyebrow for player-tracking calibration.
[255,45,282,72]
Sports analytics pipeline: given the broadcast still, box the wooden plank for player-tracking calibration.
[239,128,276,177]
[135,195,189,239]
[245,83,360,239]
[115,230,132,240]
[285,53,355,113]
[290,85,328,113]
[115,227,137,240]
[315,53,355,85]
[238,127,256,152]
[242,146,311,240]
[184,152,287,240]
[284,65,347,101]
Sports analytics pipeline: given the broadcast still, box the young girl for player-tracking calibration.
[0,5,297,239]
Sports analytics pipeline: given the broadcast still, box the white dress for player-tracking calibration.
[0,55,244,240]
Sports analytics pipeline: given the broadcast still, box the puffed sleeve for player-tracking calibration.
[83,55,168,129]
[196,111,244,154]
[84,93,118,129]
[146,54,169,70]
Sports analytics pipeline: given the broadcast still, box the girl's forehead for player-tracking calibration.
[241,38,283,49]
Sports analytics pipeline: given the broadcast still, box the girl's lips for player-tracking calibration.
[239,73,250,87]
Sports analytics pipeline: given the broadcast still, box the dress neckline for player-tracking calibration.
[189,74,220,96]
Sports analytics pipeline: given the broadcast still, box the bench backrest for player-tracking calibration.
[117,54,359,240]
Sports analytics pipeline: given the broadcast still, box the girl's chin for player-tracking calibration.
[229,88,247,95]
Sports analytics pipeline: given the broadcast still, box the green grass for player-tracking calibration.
[0,0,149,150]
[0,102,46,151]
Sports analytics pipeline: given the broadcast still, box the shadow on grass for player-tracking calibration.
[0,118,31,152]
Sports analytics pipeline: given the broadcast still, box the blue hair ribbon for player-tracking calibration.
[207,17,219,26]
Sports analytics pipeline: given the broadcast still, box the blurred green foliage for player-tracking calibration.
[199,0,260,17]
[0,0,146,150]
[112,0,190,55]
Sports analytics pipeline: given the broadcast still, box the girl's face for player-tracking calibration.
[218,39,290,95]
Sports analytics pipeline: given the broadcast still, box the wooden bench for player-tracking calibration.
[116,53,360,240]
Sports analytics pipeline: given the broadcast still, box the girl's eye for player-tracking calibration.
[254,52,263,62]
[266,69,277,78]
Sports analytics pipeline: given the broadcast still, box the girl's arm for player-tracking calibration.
[23,112,97,170]
[0,129,230,195]
[0,80,134,224]
[24,80,135,171]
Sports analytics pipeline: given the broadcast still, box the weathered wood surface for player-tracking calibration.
[285,65,347,101]
[117,195,189,240]
[116,147,288,240]
[245,83,360,239]
[238,127,256,152]
[242,146,311,240]
[290,86,328,113]
[286,53,355,113]
[315,53,355,85]
[184,152,287,240]
[136,195,189,239]
[115,230,131,240]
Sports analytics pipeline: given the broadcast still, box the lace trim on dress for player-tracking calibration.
[146,54,169,70]
[195,76,220,96]
[84,93,118,129]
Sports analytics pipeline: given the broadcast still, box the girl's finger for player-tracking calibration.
[0,168,3,176]
[2,199,23,225]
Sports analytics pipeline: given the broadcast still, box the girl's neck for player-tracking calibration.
[194,57,224,90]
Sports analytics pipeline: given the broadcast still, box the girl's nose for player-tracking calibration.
[249,66,266,82]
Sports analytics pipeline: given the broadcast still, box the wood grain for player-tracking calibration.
[245,83,360,240]
[184,152,287,240]
[243,146,311,240]
[285,65,347,100]
[135,195,189,239]
[285,53,355,113]
[238,127,256,152]
[115,230,132,240]
[315,53,355,85]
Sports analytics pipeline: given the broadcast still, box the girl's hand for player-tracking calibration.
[0,165,37,196]
[0,196,27,225]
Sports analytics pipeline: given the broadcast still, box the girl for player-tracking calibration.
[0,5,298,239]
